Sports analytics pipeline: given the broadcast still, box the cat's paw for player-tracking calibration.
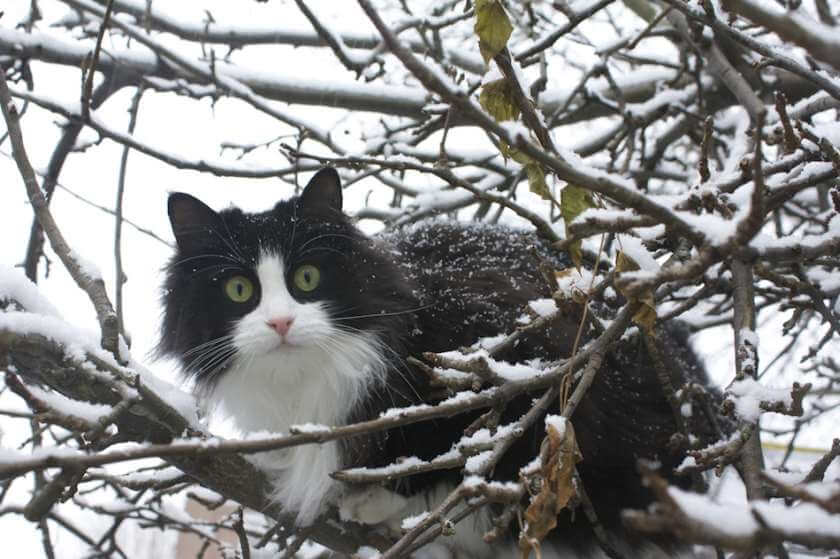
[338,485,408,526]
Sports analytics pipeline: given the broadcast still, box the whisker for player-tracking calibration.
[294,233,357,256]
[186,347,237,380]
[332,302,436,321]
[285,202,299,261]
[296,246,349,260]
[185,341,235,366]
[183,335,235,358]
[329,325,423,403]
[213,222,248,264]
[171,252,243,268]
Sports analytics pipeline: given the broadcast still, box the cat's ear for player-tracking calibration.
[299,167,342,213]
[168,193,224,251]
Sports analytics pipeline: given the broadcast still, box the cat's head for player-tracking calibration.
[158,168,416,396]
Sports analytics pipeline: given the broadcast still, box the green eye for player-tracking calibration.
[224,275,254,303]
[293,264,321,292]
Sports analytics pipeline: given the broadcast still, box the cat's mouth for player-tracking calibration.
[267,337,306,352]
[270,339,298,350]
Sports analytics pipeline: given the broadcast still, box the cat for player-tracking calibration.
[158,167,717,557]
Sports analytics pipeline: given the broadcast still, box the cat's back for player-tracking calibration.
[379,220,562,277]
[378,221,568,352]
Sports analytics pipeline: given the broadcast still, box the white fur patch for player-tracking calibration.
[210,252,387,525]
[339,485,409,526]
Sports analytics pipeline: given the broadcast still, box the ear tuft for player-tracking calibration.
[168,193,223,251]
[299,167,342,213]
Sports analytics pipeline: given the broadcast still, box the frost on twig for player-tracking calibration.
[625,464,840,552]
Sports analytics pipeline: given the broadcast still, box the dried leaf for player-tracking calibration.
[519,418,581,559]
[560,185,594,269]
[631,296,657,333]
[499,142,555,206]
[615,251,657,333]
[474,0,513,64]
[525,162,550,201]
[614,250,636,274]
[479,78,520,122]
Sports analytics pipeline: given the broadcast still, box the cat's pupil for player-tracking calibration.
[236,283,244,295]
[303,272,311,283]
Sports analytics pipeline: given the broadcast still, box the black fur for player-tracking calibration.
[160,168,717,554]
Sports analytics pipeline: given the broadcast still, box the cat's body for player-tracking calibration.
[159,168,714,557]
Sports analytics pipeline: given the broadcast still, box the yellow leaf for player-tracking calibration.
[479,79,520,122]
[498,142,556,209]
[632,295,657,333]
[560,185,594,269]
[499,141,531,165]
[526,163,550,201]
[615,251,657,333]
[475,0,513,64]
[615,250,638,274]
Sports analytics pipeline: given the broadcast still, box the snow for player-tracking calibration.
[499,121,533,145]
[808,266,840,293]
[616,233,660,272]
[117,466,185,485]
[132,362,199,426]
[0,310,107,365]
[728,377,793,422]
[289,423,331,434]
[571,207,633,227]
[739,328,759,348]
[26,385,111,424]
[544,414,567,437]
[435,348,546,382]
[680,212,737,246]
[0,289,198,428]
[677,432,740,473]
[669,488,760,537]
[68,249,103,281]
[459,423,519,448]
[465,450,493,474]
[677,455,697,471]
[528,298,557,317]
[400,511,429,531]
[380,402,431,419]
[354,546,382,559]
[486,359,545,381]
[0,266,62,317]
[751,213,840,253]
[0,444,84,465]
[414,188,475,210]
[462,475,521,494]
[462,475,485,489]
[555,267,595,297]
[755,500,840,539]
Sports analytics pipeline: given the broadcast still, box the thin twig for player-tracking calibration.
[0,72,123,361]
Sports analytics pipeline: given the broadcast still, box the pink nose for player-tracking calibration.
[267,317,294,337]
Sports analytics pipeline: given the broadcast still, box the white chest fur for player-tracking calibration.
[210,253,386,525]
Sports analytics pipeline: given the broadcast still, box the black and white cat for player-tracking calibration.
[159,168,714,557]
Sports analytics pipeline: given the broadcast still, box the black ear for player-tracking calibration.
[299,167,342,213]
[168,193,224,252]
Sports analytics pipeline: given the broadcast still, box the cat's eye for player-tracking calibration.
[224,275,254,303]
[293,264,321,292]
